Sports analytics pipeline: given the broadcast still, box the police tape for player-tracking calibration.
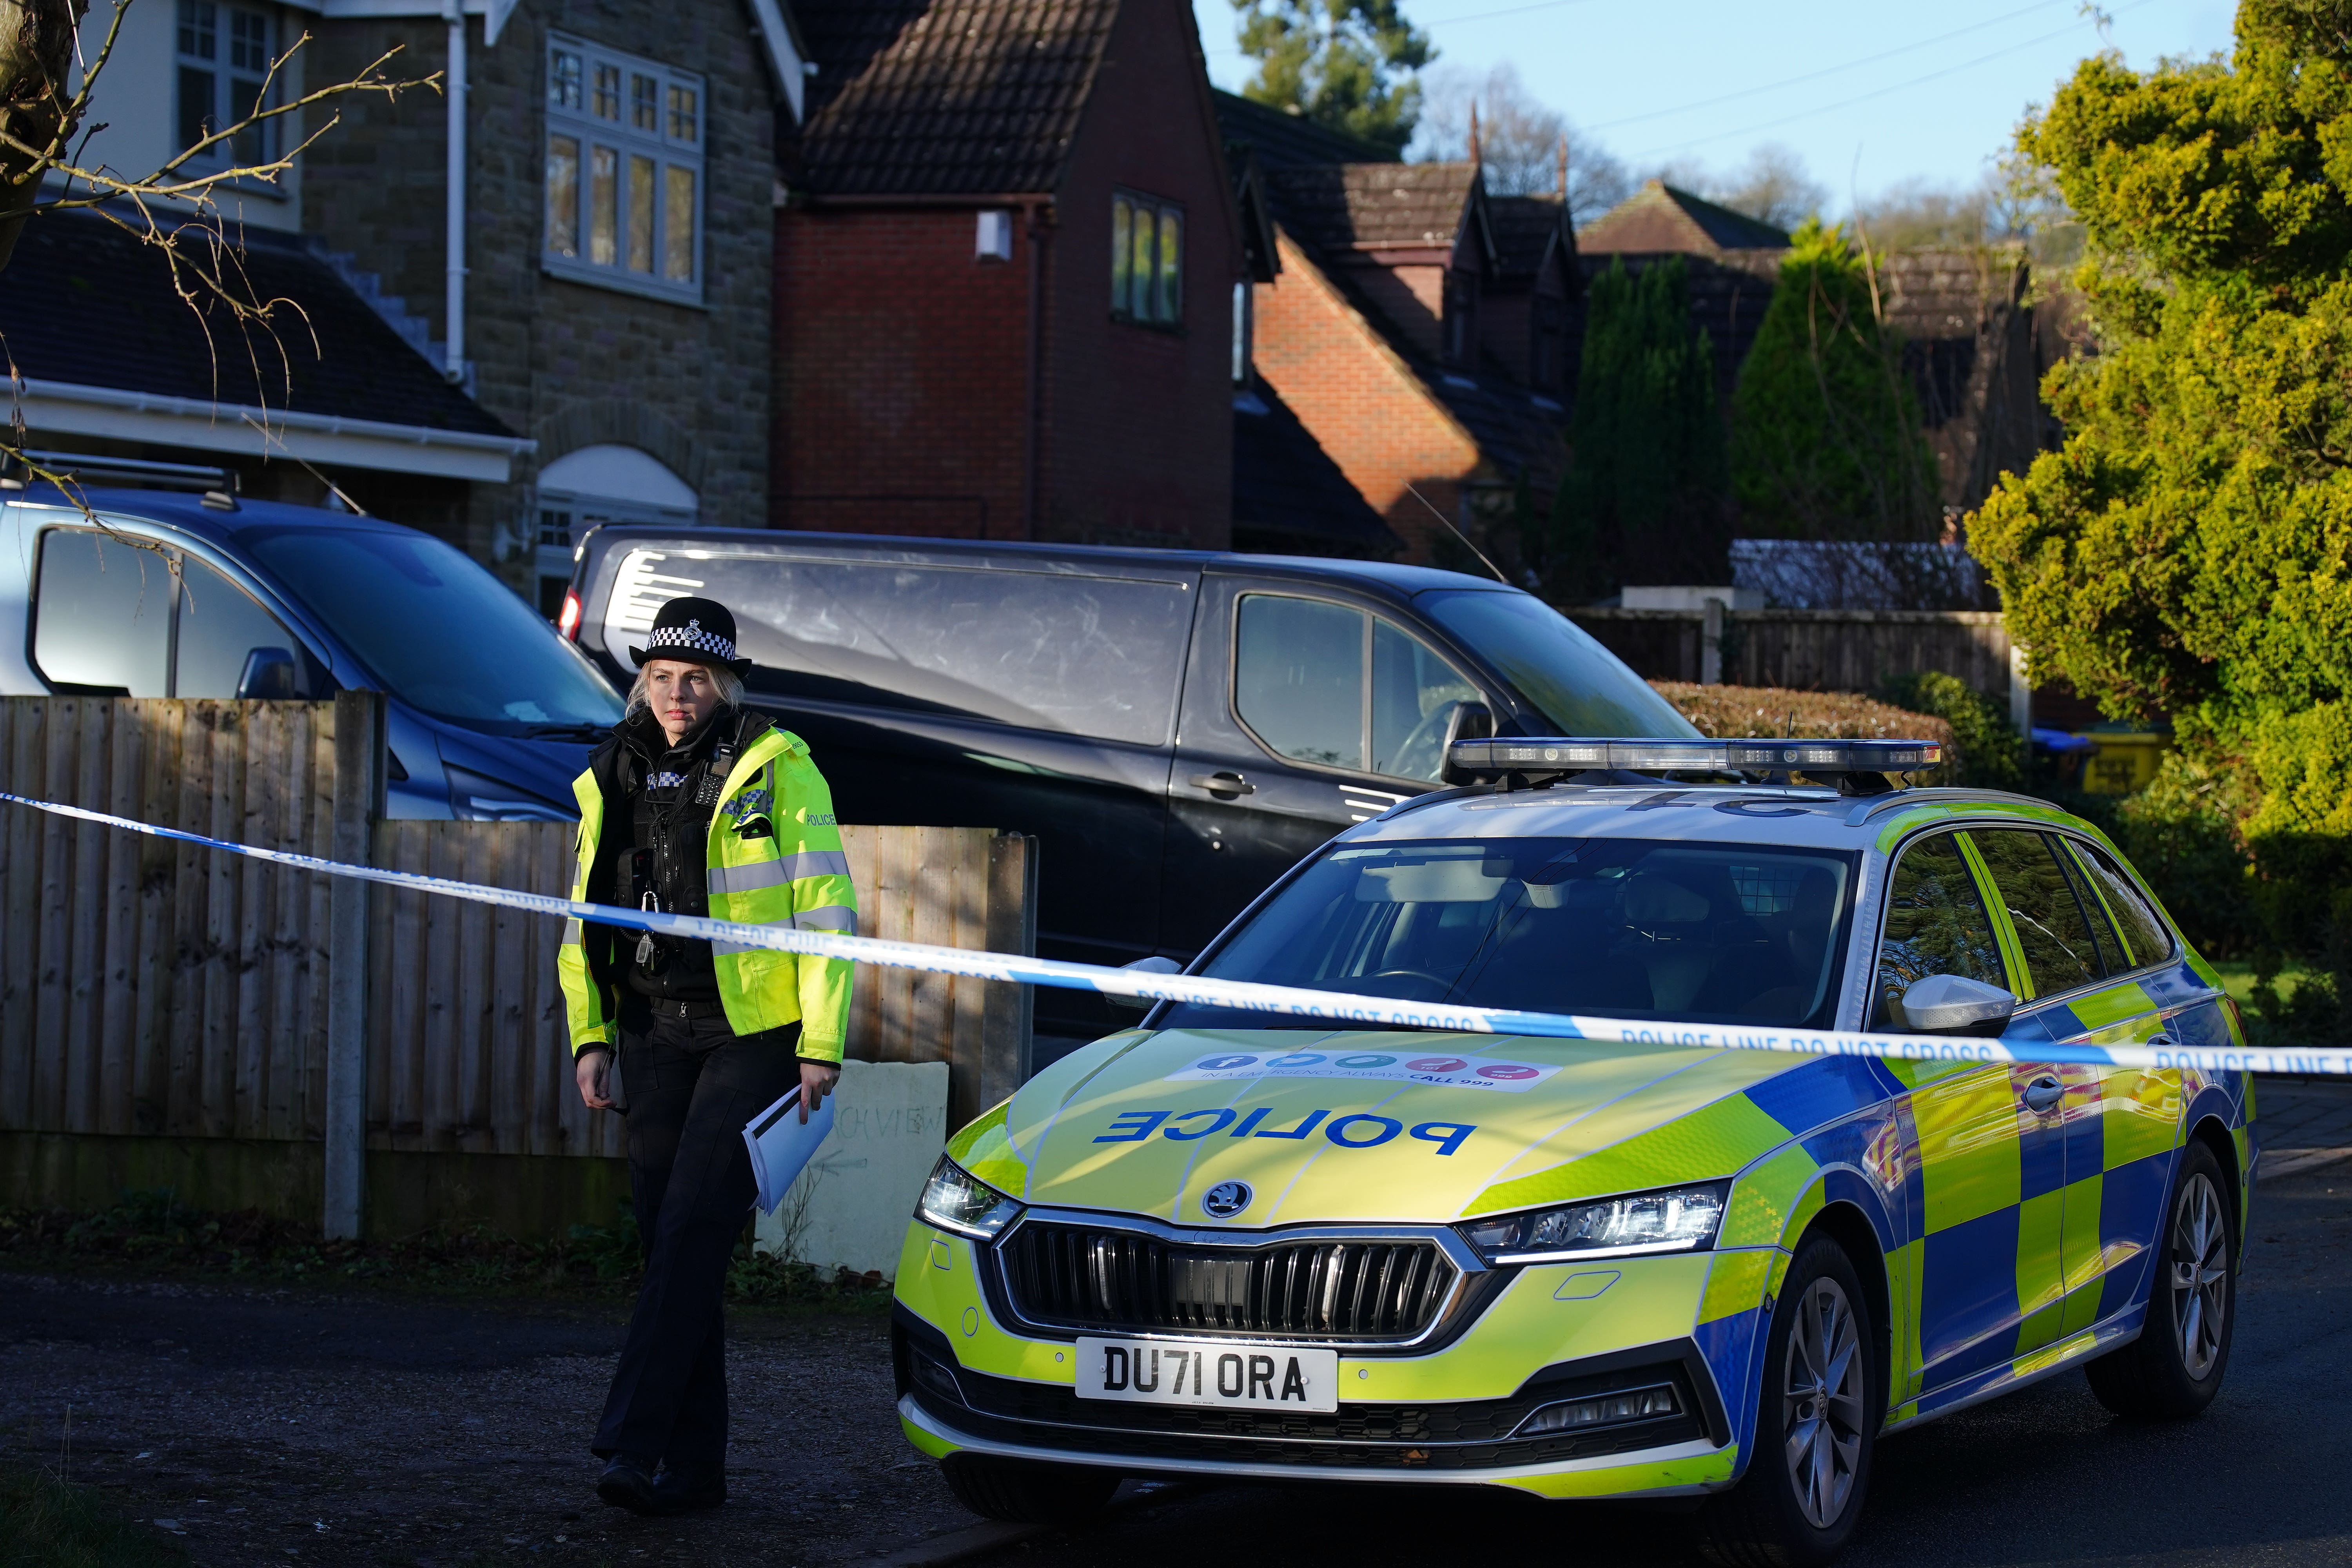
[3,790,2342,1078]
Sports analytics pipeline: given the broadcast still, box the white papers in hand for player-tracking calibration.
[743,1085,835,1215]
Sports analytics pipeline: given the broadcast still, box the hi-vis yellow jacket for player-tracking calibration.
[557,719,857,1062]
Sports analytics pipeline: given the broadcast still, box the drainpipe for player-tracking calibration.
[1022,200,1045,539]
[443,0,468,385]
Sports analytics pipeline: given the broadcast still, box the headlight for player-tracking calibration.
[916,1155,1024,1241]
[1459,1183,1727,1265]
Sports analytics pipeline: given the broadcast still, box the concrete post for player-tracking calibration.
[323,690,383,1240]
[1700,597,1726,686]
[2008,641,2033,736]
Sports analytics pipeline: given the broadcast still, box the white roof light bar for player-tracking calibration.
[1448,737,1944,775]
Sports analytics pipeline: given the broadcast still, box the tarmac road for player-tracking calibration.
[955,1156,2352,1568]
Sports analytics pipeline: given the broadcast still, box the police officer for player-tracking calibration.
[557,595,856,1515]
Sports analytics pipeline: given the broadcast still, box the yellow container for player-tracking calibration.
[2078,731,2167,795]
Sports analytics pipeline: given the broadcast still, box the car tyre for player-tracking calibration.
[940,1454,1120,1524]
[2085,1138,2236,1420]
[1694,1233,1878,1568]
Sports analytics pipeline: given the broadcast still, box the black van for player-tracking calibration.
[561,532,1696,1047]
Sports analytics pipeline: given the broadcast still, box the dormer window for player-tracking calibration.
[1444,274,1477,366]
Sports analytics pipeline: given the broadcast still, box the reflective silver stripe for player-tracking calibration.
[706,850,853,895]
[712,938,760,956]
[561,918,584,945]
[793,905,857,933]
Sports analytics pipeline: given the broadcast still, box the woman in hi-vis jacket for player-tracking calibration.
[558,595,856,1515]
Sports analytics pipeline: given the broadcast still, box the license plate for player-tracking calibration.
[1074,1337,1339,1414]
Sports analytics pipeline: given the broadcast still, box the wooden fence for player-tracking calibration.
[1566,608,2017,698]
[0,697,1035,1235]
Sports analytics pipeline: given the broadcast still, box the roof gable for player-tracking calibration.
[1487,193,1570,283]
[1263,161,1491,260]
[784,0,1121,197]
[1578,179,1790,257]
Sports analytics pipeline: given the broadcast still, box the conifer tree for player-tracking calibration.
[1730,220,1940,545]
[1552,258,1727,596]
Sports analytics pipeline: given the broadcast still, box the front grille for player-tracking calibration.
[999,1223,1458,1342]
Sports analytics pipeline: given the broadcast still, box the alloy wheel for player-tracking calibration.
[1781,1276,1865,1530]
[2169,1170,2230,1381]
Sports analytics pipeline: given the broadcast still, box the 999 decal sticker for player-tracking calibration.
[1167,1049,1561,1093]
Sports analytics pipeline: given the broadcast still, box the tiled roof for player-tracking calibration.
[1263,161,1482,253]
[784,0,1120,197]
[0,208,512,436]
[1578,180,1790,257]
[1488,193,1568,282]
[1231,384,1400,553]
[1212,89,1397,169]
[1421,369,1568,484]
[1880,247,2027,340]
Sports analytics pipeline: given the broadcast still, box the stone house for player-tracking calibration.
[31,0,805,616]
[769,0,1247,550]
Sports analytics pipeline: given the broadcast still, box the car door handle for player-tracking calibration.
[1190,772,1256,797]
[2021,1075,2064,1115]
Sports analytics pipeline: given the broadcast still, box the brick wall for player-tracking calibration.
[770,207,1031,538]
[769,0,1237,550]
[305,2,774,580]
[1252,232,1481,561]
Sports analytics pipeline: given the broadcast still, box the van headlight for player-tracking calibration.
[917,1155,1024,1241]
[1459,1183,1727,1265]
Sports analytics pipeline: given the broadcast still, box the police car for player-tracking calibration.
[890,739,2253,1565]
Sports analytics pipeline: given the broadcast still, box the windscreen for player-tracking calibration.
[244,526,624,736]
[1417,590,1698,739]
[1160,837,1855,1032]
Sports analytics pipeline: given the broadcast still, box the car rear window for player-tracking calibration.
[601,550,1192,746]
[1160,836,1857,1032]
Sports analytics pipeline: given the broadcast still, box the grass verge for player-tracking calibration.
[0,1191,893,1318]
[0,1466,185,1568]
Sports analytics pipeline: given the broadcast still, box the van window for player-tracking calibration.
[1233,595,1478,781]
[174,557,313,699]
[611,552,1191,746]
[31,528,171,695]
[1416,589,1697,738]
[246,526,623,735]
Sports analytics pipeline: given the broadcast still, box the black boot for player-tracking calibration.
[650,1465,727,1514]
[596,1454,662,1514]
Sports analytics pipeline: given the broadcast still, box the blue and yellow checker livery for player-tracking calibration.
[889,782,2254,1525]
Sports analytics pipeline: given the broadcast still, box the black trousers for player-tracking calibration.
[592,1003,801,1472]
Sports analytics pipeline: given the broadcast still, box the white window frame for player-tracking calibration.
[174,0,279,171]
[543,31,706,306]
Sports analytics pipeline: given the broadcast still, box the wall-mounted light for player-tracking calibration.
[976,209,1014,262]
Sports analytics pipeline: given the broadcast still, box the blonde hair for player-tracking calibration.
[627,660,745,715]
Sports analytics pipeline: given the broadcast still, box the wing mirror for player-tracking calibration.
[1899,973,2017,1036]
[1439,701,1495,785]
[1106,954,1181,1013]
[237,647,300,700]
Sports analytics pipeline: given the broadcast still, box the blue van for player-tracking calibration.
[0,478,620,819]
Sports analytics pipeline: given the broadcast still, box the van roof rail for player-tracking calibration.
[3,450,238,497]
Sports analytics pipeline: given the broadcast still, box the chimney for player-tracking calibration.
[1557,134,1568,198]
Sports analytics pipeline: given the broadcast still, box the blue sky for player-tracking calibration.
[1192,0,2238,205]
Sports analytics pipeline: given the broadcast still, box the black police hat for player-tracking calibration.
[628,596,754,677]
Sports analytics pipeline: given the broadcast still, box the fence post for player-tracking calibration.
[323,690,383,1240]
[968,831,1038,1129]
[1700,597,1725,686]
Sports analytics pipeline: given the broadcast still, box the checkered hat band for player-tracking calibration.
[644,624,738,662]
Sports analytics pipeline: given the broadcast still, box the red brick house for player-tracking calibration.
[770,0,1247,548]
[1218,96,1577,567]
